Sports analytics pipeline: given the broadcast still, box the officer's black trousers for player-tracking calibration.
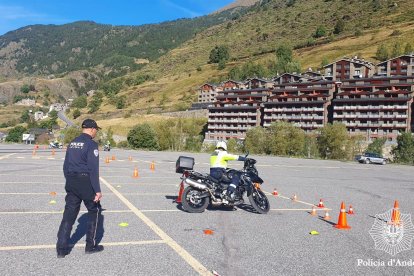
[56,174,100,252]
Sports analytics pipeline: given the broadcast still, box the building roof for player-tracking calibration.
[377,54,414,66]
[29,128,49,135]
[323,57,374,69]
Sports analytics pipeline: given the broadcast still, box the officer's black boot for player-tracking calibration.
[56,222,72,258]
[85,212,104,254]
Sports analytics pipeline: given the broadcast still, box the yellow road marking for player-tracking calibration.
[0,240,166,251]
[0,153,16,160]
[100,177,211,275]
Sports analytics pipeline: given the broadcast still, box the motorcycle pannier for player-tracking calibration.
[176,156,195,173]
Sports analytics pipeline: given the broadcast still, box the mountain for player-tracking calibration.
[2,0,414,131]
[109,0,414,115]
[216,0,261,13]
[0,8,249,78]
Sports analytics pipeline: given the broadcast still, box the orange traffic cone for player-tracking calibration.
[334,202,351,230]
[133,167,139,178]
[175,181,184,204]
[310,206,317,216]
[105,157,110,164]
[347,205,355,215]
[150,161,155,171]
[390,200,401,225]
[292,194,298,201]
[318,199,325,208]
[323,210,331,220]
[112,155,116,161]
[128,156,132,161]
[52,149,55,156]
[272,189,278,196]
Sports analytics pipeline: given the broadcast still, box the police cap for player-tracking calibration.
[81,119,101,130]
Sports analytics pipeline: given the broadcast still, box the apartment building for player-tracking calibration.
[332,76,414,140]
[263,81,336,131]
[377,54,414,77]
[198,83,222,103]
[204,55,414,142]
[205,88,268,140]
[323,57,375,81]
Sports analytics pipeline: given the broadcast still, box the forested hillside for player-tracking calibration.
[0,7,249,77]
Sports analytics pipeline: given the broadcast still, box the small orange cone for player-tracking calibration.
[310,206,317,216]
[133,167,139,178]
[292,194,298,201]
[112,155,116,161]
[323,211,331,220]
[150,161,155,171]
[334,202,351,230]
[105,157,110,164]
[175,181,184,204]
[318,199,325,208]
[49,191,57,196]
[272,189,278,196]
[347,205,355,215]
[203,229,214,235]
[52,149,55,156]
[390,200,401,225]
[128,156,132,161]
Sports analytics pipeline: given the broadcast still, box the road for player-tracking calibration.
[57,110,74,127]
[0,144,413,275]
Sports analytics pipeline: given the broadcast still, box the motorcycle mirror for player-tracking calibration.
[245,151,249,158]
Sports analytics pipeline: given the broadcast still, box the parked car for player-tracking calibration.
[356,152,387,165]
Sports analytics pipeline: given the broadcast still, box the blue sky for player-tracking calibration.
[0,0,234,35]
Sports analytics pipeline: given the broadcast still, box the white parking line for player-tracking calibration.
[100,177,210,275]
[0,210,132,215]
[0,240,166,251]
[0,153,16,160]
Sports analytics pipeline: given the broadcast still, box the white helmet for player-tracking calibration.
[216,141,227,151]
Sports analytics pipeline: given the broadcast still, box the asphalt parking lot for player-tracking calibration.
[0,144,413,276]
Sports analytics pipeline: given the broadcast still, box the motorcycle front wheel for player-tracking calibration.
[248,188,270,214]
[181,186,210,213]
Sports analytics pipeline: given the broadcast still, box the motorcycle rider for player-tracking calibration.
[210,140,246,202]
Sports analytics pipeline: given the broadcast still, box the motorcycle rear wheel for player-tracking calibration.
[181,186,210,213]
[248,189,270,214]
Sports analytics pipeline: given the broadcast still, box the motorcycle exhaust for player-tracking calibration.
[184,178,208,190]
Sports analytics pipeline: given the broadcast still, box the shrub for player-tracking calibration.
[73,109,81,119]
[127,123,159,150]
[62,126,82,144]
[366,138,386,155]
[317,123,349,159]
[392,132,414,164]
[71,95,87,108]
[5,126,27,142]
[20,84,30,94]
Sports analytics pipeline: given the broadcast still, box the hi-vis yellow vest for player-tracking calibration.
[210,150,239,168]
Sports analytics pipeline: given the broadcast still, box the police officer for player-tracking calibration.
[210,141,245,202]
[56,119,103,258]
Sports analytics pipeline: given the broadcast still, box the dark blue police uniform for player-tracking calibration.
[56,120,103,257]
